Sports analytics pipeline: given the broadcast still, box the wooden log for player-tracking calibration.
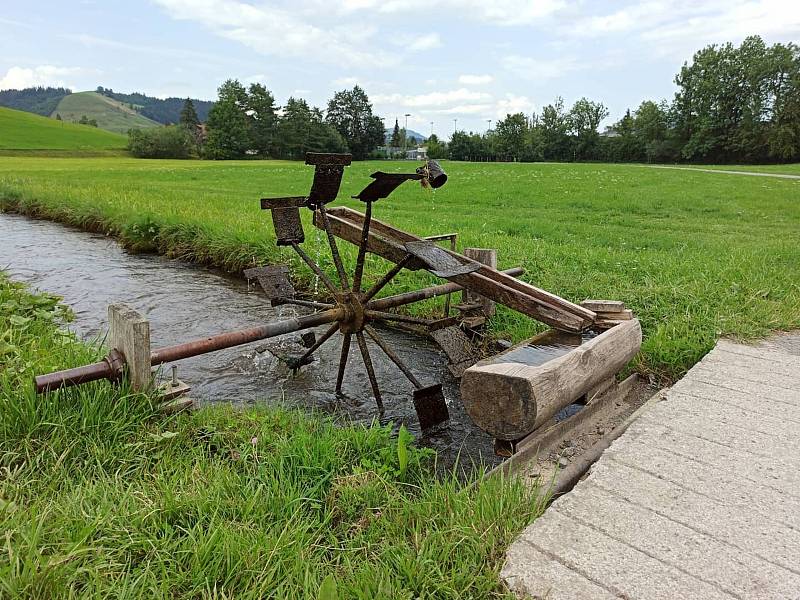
[463,248,497,317]
[109,304,152,391]
[461,319,642,440]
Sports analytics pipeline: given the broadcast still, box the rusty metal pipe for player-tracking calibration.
[35,308,343,394]
[367,267,524,311]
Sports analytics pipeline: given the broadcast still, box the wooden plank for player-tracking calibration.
[461,319,642,440]
[581,299,625,312]
[109,303,152,391]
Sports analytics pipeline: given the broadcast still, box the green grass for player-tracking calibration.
[675,163,800,176]
[52,91,161,134]
[0,272,543,598]
[0,107,127,153]
[1,157,798,381]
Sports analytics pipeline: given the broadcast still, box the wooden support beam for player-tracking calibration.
[463,248,497,317]
[109,304,152,391]
[461,319,642,440]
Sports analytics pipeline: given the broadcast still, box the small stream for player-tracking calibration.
[1,213,500,469]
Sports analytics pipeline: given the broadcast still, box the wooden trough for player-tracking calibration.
[462,318,641,441]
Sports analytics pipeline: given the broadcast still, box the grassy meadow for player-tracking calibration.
[676,163,800,176]
[0,107,128,156]
[2,156,798,380]
[0,272,543,598]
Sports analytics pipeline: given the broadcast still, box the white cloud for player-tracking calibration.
[332,76,360,87]
[494,93,535,118]
[406,33,442,52]
[338,0,566,26]
[502,55,580,80]
[0,65,89,90]
[373,88,491,108]
[458,74,494,85]
[153,0,394,67]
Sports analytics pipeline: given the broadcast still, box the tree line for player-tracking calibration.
[127,35,799,164]
[438,36,800,164]
[129,80,385,160]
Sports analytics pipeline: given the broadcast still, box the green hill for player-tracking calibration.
[52,91,160,134]
[0,106,127,154]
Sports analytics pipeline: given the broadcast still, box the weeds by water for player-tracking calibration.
[0,273,543,598]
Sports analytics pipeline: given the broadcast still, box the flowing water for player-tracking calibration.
[1,213,501,469]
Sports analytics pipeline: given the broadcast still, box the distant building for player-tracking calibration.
[405,146,427,160]
[600,126,620,138]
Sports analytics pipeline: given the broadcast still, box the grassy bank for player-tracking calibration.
[0,107,128,152]
[1,157,799,381]
[0,272,541,598]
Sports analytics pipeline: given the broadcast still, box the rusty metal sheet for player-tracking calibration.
[304,154,350,208]
[353,172,423,202]
[243,265,295,300]
[271,206,305,246]
[413,384,449,430]
[403,241,481,278]
[430,325,479,378]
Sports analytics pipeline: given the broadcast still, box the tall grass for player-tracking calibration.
[1,157,799,381]
[0,273,544,598]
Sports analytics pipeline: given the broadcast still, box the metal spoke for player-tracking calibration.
[356,331,383,411]
[351,200,373,293]
[364,309,434,326]
[361,254,413,303]
[335,333,351,393]
[317,204,350,291]
[272,298,335,311]
[293,323,339,366]
[364,325,421,388]
[290,241,339,297]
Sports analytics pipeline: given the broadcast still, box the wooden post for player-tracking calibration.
[463,248,498,317]
[108,303,152,391]
[461,319,642,440]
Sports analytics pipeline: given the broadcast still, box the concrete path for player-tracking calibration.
[648,165,800,180]
[502,335,800,599]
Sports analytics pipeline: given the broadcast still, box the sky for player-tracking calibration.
[1,0,799,137]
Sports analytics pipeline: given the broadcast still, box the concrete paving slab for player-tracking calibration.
[503,336,800,599]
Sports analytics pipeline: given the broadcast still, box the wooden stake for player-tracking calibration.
[109,304,152,391]
[463,248,497,317]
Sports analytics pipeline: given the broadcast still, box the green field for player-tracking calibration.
[52,91,161,134]
[0,273,540,598]
[1,157,798,380]
[0,107,127,155]
[678,163,800,176]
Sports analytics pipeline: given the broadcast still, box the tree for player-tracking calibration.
[204,80,251,159]
[538,97,571,161]
[568,97,609,160]
[390,119,401,148]
[325,86,385,159]
[179,98,200,129]
[494,113,530,161]
[425,133,448,159]
[246,83,278,157]
[276,98,346,160]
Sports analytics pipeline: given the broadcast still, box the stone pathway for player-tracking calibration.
[502,335,800,599]
[648,165,800,180]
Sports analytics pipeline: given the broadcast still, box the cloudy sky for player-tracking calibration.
[2,0,799,136]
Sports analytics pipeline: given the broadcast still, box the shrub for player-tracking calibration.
[127,125,194,159]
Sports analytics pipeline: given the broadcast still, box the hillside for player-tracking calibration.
[99,88,214,124]
[52,92,161,134]
[0,106,127,153]
[0,86,71,116]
